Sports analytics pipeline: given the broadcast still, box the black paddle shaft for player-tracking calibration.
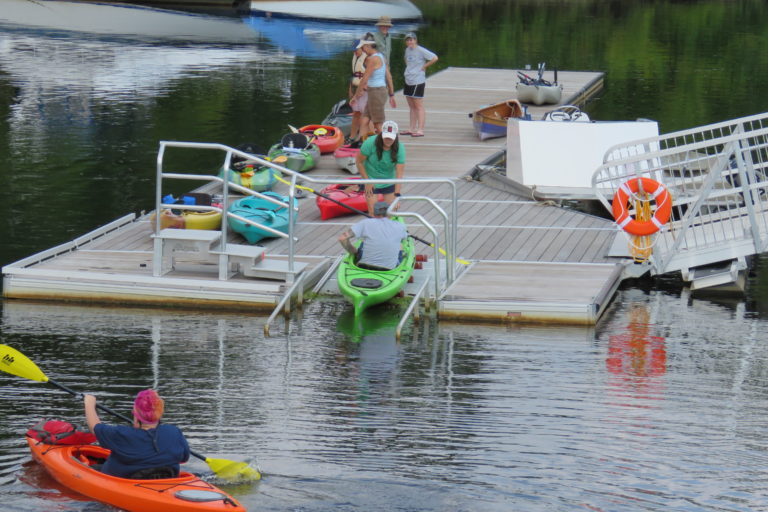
[48,378,208,463]
[310,185,435,249]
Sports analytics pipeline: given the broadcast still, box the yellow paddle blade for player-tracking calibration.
[313,127,328,136]
[434,246,471,265]
[272,155,288,164]
[206,457,261,482]
[274,174,314,193]
[0,344,49,383]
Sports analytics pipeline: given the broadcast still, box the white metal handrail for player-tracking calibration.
[156,141,461,289]
[592,113,768,276]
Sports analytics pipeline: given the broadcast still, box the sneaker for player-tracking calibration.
[348,139,362,149]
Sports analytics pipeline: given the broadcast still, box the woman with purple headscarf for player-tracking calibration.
[83,389,190,479]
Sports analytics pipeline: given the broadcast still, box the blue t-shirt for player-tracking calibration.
[352,217,408,269]
[94,423,190,478]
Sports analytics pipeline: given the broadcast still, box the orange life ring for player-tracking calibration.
[612,177,672,236]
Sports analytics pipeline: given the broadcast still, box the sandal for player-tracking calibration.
[411,132,424,137]
[400,130,412,136]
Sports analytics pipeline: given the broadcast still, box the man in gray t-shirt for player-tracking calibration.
[338,201,408,270]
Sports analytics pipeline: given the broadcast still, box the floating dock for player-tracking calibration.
[2,67,623,326]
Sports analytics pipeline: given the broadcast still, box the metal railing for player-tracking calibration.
[395,275,431,342]
[592,113,768,276]
[156,141,461,292]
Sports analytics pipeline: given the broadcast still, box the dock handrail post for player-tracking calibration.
[288,173,297,274]
[264,271,307,337]
[152,143,167,277]
[217,151,234,280]
[392,195,454,286]
[449,180,458,285]
[395,275,431,342]
[391,210,441,301]
[732,129,764,253]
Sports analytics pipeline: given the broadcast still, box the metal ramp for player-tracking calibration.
[593,112,768,291]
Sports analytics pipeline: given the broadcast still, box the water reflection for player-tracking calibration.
[608,303,667,379]
[0,30,291,128]
[0,1,259,43]
[335,306,402,342]
[244,16,420,58]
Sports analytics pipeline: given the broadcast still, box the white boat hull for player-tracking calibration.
[516,83,563,106]
[249,0,422,21]
[0,0,258,42]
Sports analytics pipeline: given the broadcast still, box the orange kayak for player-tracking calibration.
[26,436,246,512]
[298,124,344,154]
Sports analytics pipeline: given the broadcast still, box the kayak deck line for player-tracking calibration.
[2,67,621,325]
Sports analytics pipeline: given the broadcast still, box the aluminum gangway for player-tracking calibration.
[592,112,768,291]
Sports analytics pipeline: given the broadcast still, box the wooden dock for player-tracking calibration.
[2,67,624,325]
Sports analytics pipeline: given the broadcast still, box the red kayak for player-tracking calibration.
[26,436,246,512]
[316,178,383,220]
[298,124,344,154]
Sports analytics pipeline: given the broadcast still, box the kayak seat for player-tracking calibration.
[128,466,178,480]
[351,277,383,289]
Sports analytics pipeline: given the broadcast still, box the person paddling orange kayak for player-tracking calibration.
[84,389,190,479]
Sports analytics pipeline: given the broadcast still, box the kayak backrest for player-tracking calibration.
[350,278,383,289]
[281,133,309,149]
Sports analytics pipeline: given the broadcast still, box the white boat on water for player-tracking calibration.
[0,0,259,43]
[248,0,422,21]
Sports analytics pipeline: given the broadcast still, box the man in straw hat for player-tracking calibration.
[373,15,393,67]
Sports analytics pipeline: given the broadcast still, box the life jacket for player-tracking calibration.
[351,53,367,87]
[26,419,97,445]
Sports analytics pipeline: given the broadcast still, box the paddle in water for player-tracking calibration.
[0,344,261,483]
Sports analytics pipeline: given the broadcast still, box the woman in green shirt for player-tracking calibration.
[355,120,406,215]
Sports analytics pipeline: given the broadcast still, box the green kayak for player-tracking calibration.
[337,219,415,315]
[268,132,321,173]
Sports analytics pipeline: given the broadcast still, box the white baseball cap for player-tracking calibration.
[381,120,399,140]
[356,39,375,49]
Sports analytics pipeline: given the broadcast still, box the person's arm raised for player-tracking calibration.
[83,394,102,433]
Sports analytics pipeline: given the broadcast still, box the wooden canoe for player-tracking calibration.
[469,99,529,141]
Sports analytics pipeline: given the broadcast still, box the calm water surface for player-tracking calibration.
[1,1,768,510]
[1,288,767,511]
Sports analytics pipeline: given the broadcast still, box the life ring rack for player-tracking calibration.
[611,177,672,236]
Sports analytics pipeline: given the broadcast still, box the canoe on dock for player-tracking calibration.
[469,99,529,141]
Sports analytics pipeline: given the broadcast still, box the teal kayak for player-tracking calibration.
[337,218,415,315]
[227,191,297,244]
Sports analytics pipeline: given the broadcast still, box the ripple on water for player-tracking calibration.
[1,294,768,511]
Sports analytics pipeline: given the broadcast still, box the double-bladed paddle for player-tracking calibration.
[0,344,261,482]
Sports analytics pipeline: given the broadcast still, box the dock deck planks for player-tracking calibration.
[3,67,622,324]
